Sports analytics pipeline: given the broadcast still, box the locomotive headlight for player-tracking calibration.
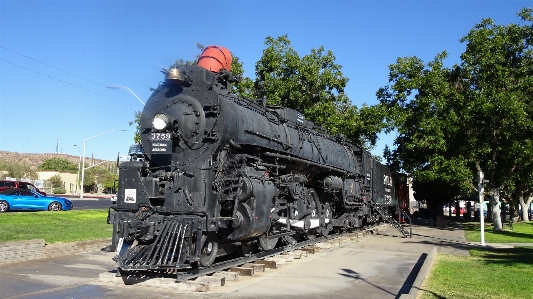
[153,113,168,130]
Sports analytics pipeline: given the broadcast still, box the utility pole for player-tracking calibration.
[479,171,486,246]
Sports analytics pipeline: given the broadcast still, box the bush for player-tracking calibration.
[49,174,64,188]
[52,187,66,194]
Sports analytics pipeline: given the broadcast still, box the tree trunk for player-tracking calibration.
[519,195,533,222]
[490,190,503,231]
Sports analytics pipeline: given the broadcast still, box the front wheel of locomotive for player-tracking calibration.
[199,233,218,267]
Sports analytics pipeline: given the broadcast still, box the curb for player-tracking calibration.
[399,246,438,299]
[0,238,112,265]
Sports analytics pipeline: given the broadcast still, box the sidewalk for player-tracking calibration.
[187,220,472,299]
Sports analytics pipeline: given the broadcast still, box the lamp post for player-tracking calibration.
[108,86,145,105]
[80,129,126,198]
[479,171,486,246]
[73,144,81,194]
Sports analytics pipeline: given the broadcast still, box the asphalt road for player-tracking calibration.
[62,195,115,210]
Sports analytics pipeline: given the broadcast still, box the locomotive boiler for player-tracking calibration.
[109,46,400,273]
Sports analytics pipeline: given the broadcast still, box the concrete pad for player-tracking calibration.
[299,247,316,254]
[254,260,278,269]
[212,271,239,281]
[243,263,265,272]
[195,275,225,287]
[229,267,254,276]
[264,257,286,265]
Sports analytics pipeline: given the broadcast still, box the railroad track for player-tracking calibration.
[100,224,388,291]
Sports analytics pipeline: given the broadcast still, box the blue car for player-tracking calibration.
[0,188,73,212]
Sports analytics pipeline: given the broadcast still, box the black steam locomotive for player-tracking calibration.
[109,46,401,272]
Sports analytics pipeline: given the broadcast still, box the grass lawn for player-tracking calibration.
[0,209,112,244]
[419,221,533,299]
[464,221,533,243]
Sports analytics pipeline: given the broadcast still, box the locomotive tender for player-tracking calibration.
[109,46,399,272]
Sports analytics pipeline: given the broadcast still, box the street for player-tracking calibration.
[62,195,115,210]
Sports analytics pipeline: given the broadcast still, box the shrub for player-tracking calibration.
[52,187,66,194]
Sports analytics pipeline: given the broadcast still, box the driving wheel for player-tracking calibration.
[199,233,218,267]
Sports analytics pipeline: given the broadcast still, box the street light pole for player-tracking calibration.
[80,129,126,198]
[108,86,145,105]
[479,171,485,246]
[74,144,81,194]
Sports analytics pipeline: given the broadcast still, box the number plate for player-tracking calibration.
[151,133,171,140]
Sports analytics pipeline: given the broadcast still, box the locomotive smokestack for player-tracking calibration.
[197,45,232,72]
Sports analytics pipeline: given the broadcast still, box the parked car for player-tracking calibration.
[0,188,72,212]
[0,180,46,196]
[452,207,467,215]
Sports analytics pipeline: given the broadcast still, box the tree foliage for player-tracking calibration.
[0,159,38,180]
[379,8,533,227]
[129,110,142,144]
[49,174,63,188]
[248,35,385,148]
[83,164,118,193]
[38,157,78,173]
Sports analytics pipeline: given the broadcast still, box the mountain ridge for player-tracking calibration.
[0,151,107,170]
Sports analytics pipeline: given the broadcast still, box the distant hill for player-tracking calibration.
[0,151,106,170]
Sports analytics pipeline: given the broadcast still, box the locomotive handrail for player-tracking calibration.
[245,130,293,149]
[396,206,412,238]
[263,152,348,175]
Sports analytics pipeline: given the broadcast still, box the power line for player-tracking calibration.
[0,45,107,88]
[0,58,106,96]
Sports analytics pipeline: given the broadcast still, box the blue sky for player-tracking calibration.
[0,0,530,161]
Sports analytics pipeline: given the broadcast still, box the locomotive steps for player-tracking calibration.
[98,226,384,292]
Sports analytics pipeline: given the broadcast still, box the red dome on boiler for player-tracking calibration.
[197,45,232,73]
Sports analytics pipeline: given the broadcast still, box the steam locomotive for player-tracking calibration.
[109,46,401,273]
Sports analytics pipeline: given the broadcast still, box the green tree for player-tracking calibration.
[459,8,533,227]
[379,8,533,229]
[0,160,38,180]
[378,53,473,219]
[83,164,118,193]
[251,35,384,148]
[129,110,142,144]
[38,157,78,173]
[48,174,66,194]
[254,36,349,129]
[49,174,63,188]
